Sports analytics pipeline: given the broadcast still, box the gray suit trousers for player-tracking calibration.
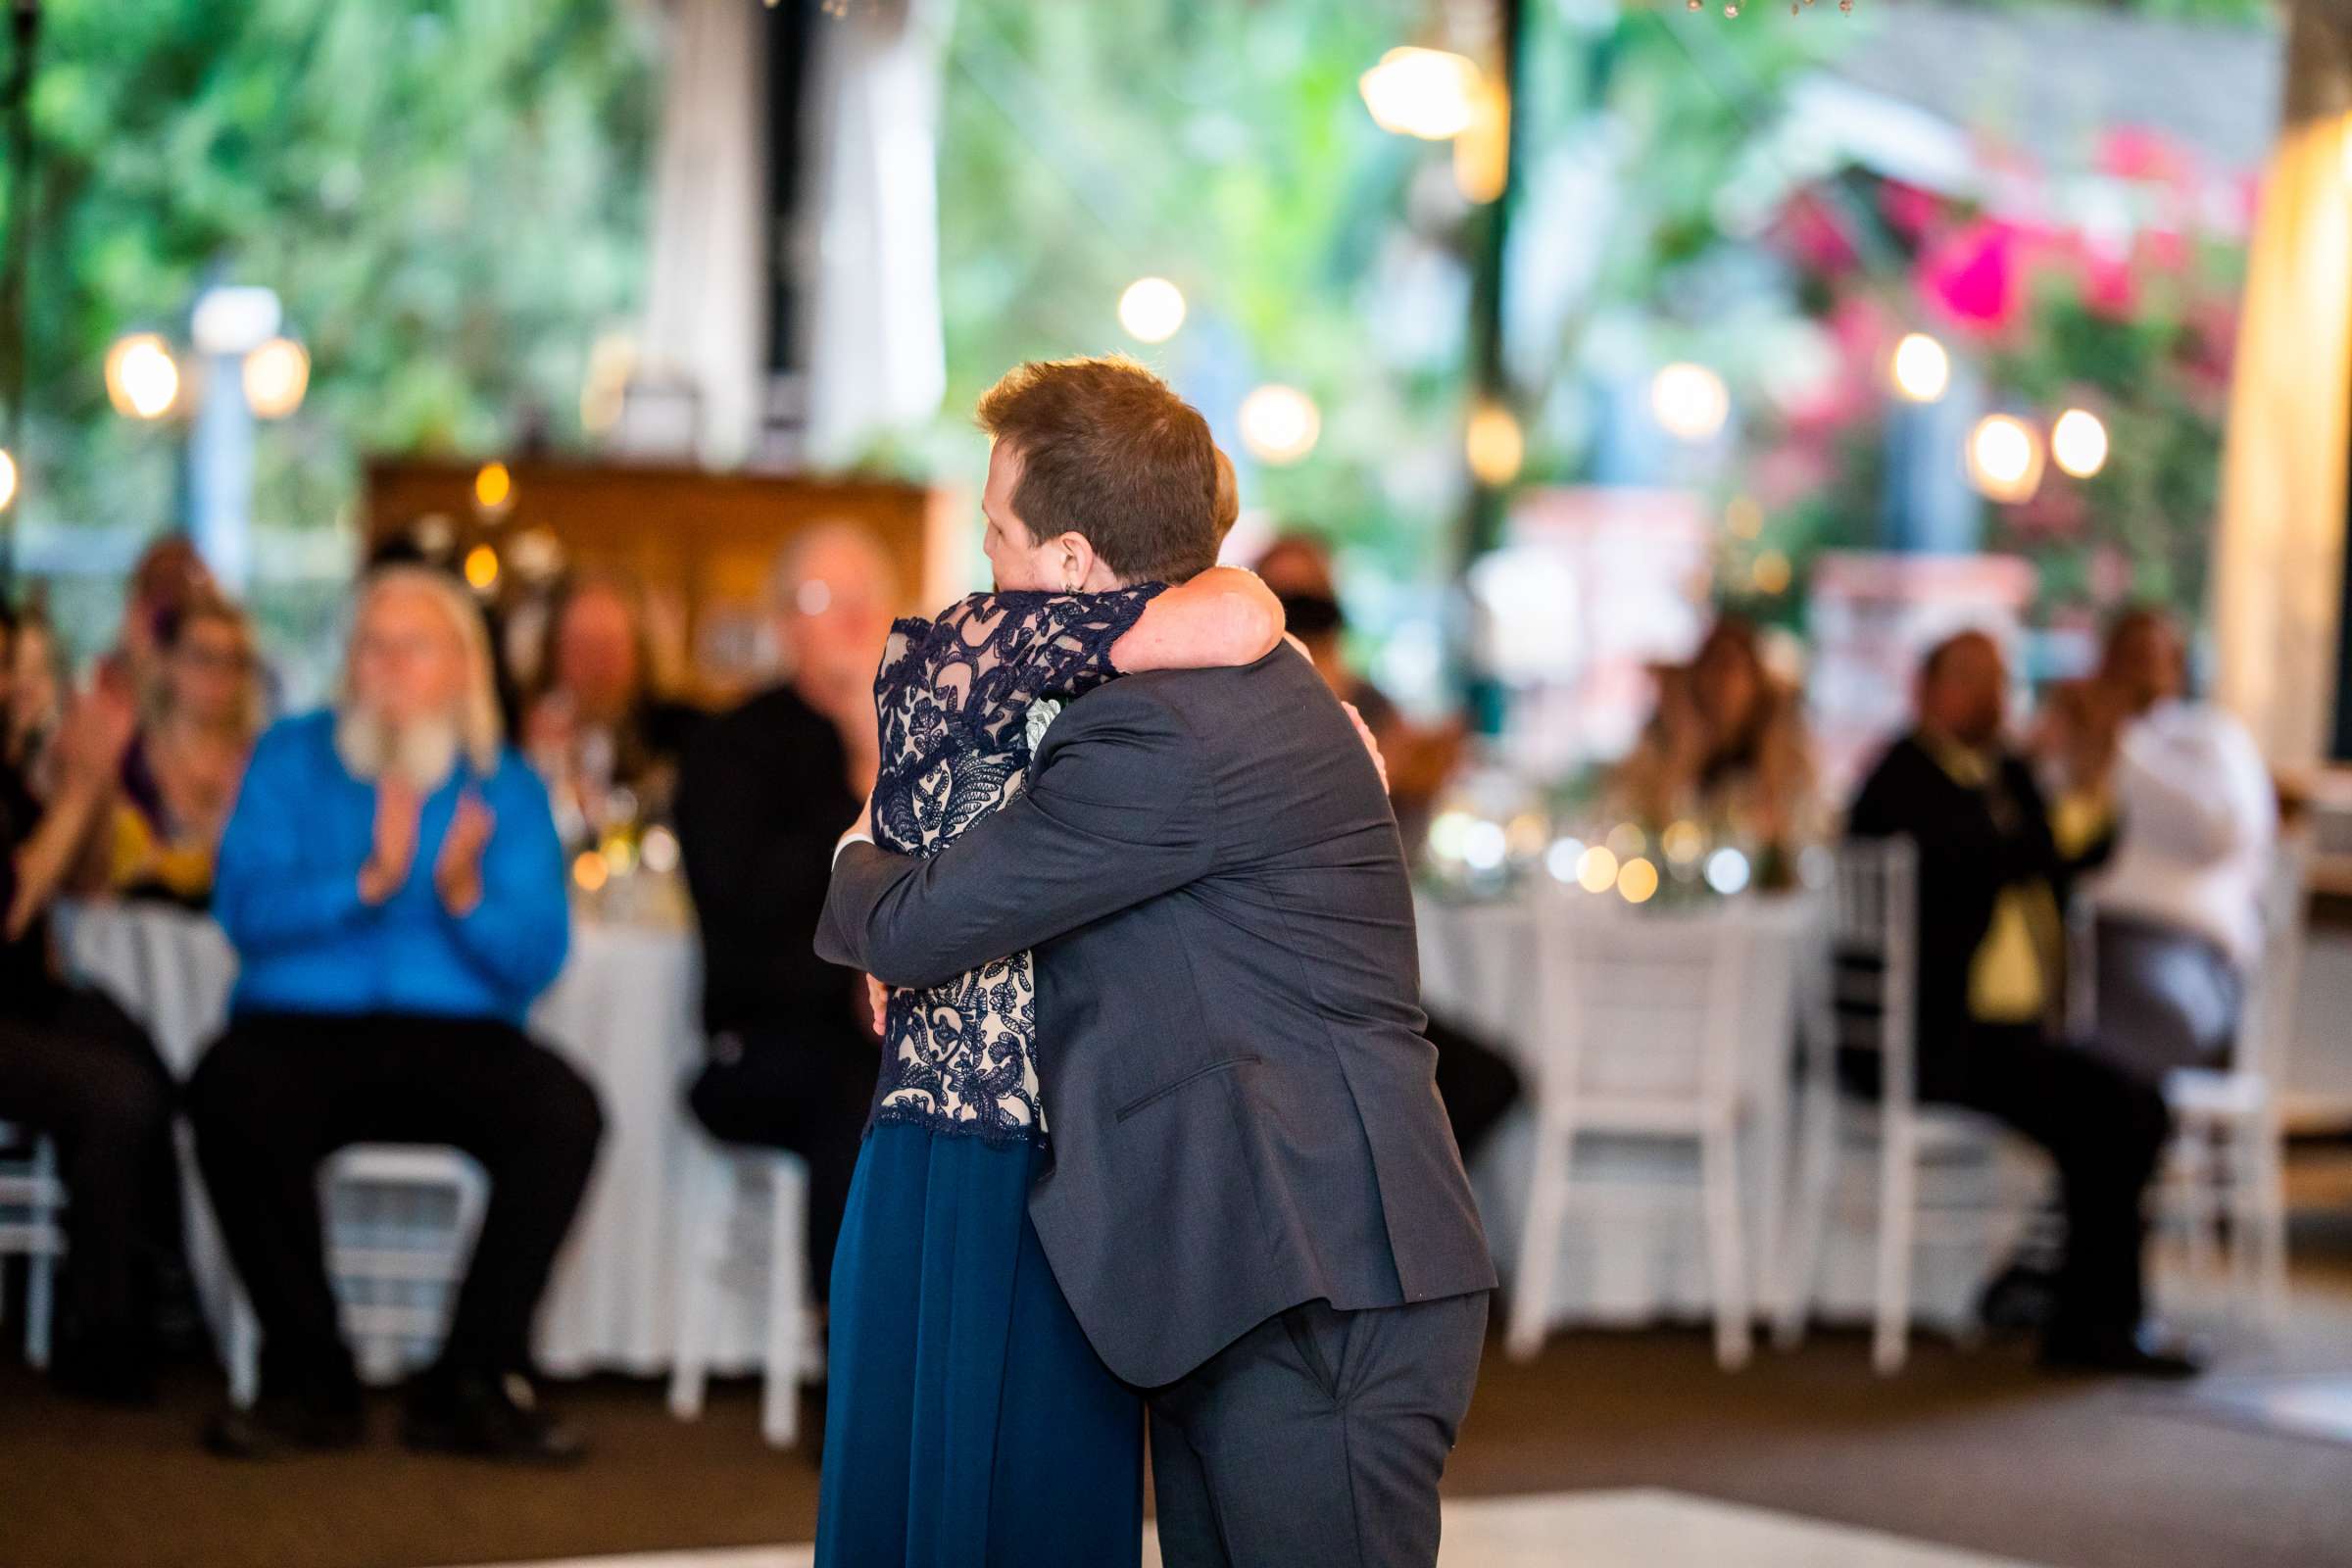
[1148,1291,1490,1568]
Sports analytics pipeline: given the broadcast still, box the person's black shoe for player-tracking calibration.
[201,1392,367,1459]
[400,1373,586,1466]
[2041,1322,2207,1379]
[1977,1261,2060,1338]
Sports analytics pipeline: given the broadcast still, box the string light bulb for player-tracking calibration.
[1966,414,2044,504]
[1117,277,1187,344]
[1239,384,1321,466]
[1651,363,1729,443]
[106,333,179,419]
[2051,408,2109,479]
[1357,47,1481,140]
[1891,333,1950,403]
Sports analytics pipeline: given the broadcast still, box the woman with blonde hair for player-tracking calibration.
[100,592,267,906]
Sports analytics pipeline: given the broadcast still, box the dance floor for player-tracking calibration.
[463,1489,2041,1568]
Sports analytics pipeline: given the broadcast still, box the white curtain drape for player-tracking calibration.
[637,0,768,466]
[2213,2,2352,767]
[799,0,954,467]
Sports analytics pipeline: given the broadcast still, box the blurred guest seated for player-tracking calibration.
[1614,616,1821,887]
[1847,630,2194,1377]
[1253,531,1466,851]
[97,536,217,707]
[674,525,897,1298]
[188,566,603,1462]
[2039,609,2278,1083]
[92,592,264,906]
[0,602,185,1403]
[5,600,63,793]
[1250,530,1516,1164]
[521,572,703,846]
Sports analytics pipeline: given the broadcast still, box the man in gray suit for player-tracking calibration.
[819,366,1494,1567]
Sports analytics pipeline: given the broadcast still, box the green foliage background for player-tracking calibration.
[7,0,655,564]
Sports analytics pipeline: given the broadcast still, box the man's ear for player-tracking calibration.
[1050,531,1101,593]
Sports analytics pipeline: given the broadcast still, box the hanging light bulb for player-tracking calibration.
[242,337,310,418]
[1891,333,1950,402]
[2050,408,2109,479]
[106,333,180,419]
[1239,384,1321,466]
[1465,402,1524,486]
[1650,363,1729,443]
[0,448,16,511]
[1966,414,2044,504]
[1357,47,1481,141]
[1116,277,1186,344]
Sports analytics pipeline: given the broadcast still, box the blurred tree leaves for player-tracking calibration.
[5,0,655,545]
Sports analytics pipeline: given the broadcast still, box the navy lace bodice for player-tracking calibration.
[866,585,1164,1142]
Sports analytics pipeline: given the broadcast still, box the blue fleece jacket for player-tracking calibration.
[214,711,570,1025]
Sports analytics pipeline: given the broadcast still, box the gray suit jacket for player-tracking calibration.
[818,647,1495,1389]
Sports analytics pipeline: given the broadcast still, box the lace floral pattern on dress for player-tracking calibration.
[866,585,1162,1143]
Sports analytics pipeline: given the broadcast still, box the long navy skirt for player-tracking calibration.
[814,1120,1144,1567]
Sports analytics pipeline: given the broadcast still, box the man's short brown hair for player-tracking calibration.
[975,355,1222,584]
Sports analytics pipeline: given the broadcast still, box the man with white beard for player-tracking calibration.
[188,565,603,1462]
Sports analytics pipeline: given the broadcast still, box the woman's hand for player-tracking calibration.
[865,975,889,1039]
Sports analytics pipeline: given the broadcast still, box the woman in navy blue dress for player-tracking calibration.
[814,556,1282,1567]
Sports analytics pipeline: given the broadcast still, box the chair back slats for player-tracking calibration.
[1828,838,1919,1106]
[1531,891,1753,1122]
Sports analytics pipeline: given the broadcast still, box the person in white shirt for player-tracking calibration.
[2074,609,2277,1081]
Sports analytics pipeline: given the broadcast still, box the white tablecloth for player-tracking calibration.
[57,901,766,1379]
[1417,888,1990,1333]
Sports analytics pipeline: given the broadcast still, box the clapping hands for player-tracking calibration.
[434,790,496,916]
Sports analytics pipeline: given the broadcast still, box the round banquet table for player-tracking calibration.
[55,899,769,1379]
[1415,886,1997,1334]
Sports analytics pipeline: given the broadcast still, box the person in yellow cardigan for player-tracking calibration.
[98,592,265,906]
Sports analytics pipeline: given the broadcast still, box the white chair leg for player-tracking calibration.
[1872,1114,1916,1375]
[1702,1121,1751,1370]
[1505,1117,1572,1362]
[668,1147,728,1422]
[2177,1133,2218,1294]
[761,1157,808,1449]
[25,1250,54,1371]
[1774,1084,1837,1350]
[228,1288,261,1409]
[2241,1118,2290,1330]
[25,1139,57,1370]
[1752,1082,1791,1327]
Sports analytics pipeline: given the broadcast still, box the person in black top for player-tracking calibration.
[1846,630,2193,1376]
[673,526,898,1299]
[0,601,186,1401]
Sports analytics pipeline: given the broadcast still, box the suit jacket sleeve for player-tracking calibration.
[817,680,1216,989]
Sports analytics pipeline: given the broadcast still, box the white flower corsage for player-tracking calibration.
[1024,697,1064,758]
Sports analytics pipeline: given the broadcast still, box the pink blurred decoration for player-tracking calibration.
[2136,227,2191,274]
[2098,125,2189,188]
[1879,180,1942,241]
[1920,221,2021,334]
[1778,195,1859,274]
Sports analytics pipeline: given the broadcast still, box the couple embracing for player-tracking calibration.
[814,356,1494,1567]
